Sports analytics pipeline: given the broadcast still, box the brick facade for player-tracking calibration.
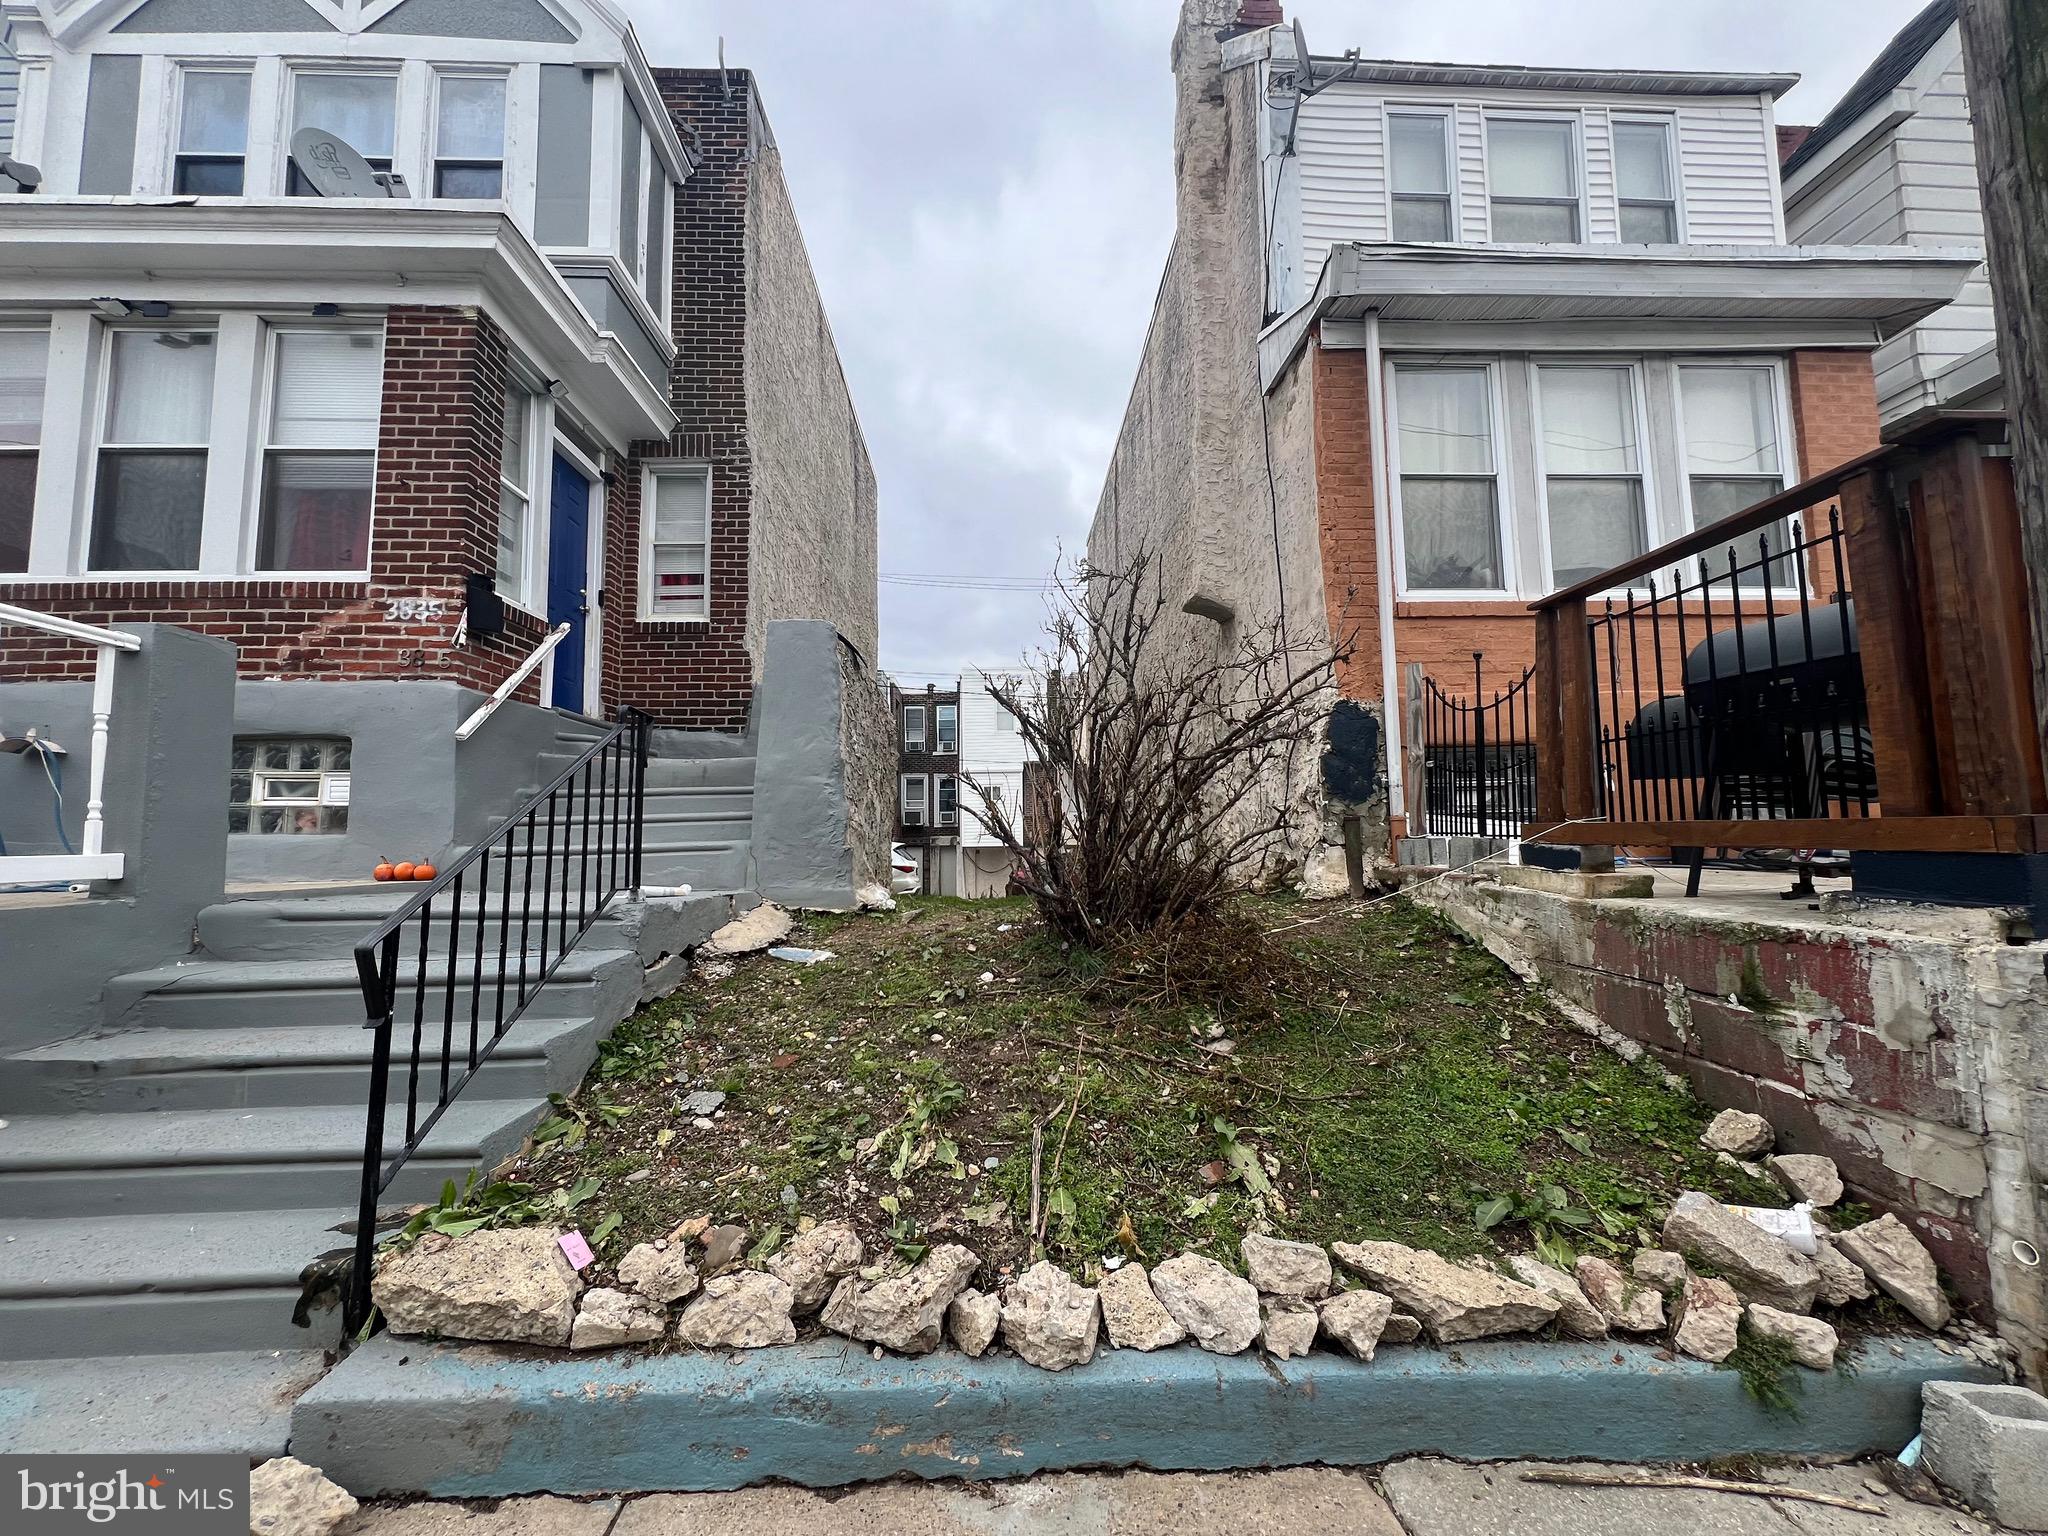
[890,684,961,844]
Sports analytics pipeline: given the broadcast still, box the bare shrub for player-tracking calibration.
[964,551,1344,951]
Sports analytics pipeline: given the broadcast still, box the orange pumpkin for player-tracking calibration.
[413,862,438,881]
[392,862,417,881]
[373,862,396,882]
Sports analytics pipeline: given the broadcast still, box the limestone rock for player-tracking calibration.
[674,1271,797,1349]
[1097,1264,1188,1351]
[570,1287,667,1350]
[1319,1289,1395,1361]
[1000,1261,1100,1371]
[1150,1253,1261,1355]
[1575,1255,1666,1334]
[1673,1276,1742,1363]
[700,1223,750,1275]
[1747,1303,1838,1369]
[1333,1240,1560,1343]
[705,903,793,957]
[1661,1195,1819,1313]
[947,1288,1001,1358]
[371,1228,582,1347]
[249,1458,357,1536]
[820,1243,980,1355]
[616,1241,700,1305]
[1701,1109,1776,1159]
[1768,1154,1844,1207]
[1834,1213,1952,1329]
[768,1219,864,1313]
[1261,1298,1319,1360]
[1507,1255,1607,1340]
[1241,1233,1333,1299]
[1631,1249,1690,1292]
[1813,1237,1875,1307]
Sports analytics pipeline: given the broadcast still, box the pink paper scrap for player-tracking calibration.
[558,1231,595,1270]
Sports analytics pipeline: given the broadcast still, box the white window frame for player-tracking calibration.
[429,67,511,203]
[84,324,220,577]
[496,375,544,611]
[994,701,1018,734]
[0,326,49,575]
[1383,105,1457,243]
[903,704,927,750]
[900,772,928,827]
[1611,114,1684,244]
[1670,356,1804,593]
[933,703,958,754]
[169,63,255,198]
[1383,357,1518,600]
[283,64,403,196]
[1528,358,1659,597]
[249,322,384,578]
[636,460,712,623]
[1483,111,1586,243]
[936,773,959,827]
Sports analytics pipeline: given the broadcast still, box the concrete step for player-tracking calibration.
[641,843,753,892]
[0,1097,547,1218]
[0,1015,601,1114]
[640,810,754,842]
[0,1208,355,1358]
[538,753,756,790]
[643,783,755,816]
[198,891,652,963]
[0,1349,330,1457]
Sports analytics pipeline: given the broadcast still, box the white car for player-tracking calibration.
[890,844,920,896]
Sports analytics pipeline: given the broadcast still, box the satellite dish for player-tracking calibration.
[290,126,393,199]
[1292,17,1311,79]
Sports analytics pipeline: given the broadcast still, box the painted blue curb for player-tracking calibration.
[290,1332,1995,1497]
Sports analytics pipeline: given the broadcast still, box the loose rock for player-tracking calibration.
[1575,1255,1666,1334]
[947,1288,1001,1358]
[704,903,793,956]
[1672,1275,1742,1363]
[1701,1109,1775,1159]
[1813,1237,1875,1307]
[1661,1195,1819,1313]
[699,1223,750,1275]
[1507,1255,1607,1340]
[1746,1303,1838,1370]
[616,1242,700,1306]
[1150,1253,1261,1355]
[1833,1213,1952,1329]
[570,1287,667,1350]
[249,1458,357,1536]
[768,1219,863,1313]
[675,1271,797,1349]
[1097,1264,1188,1351]
[1333,1240,1559,1343]
[1319,1289,1396,1361]
[1261,1298,1319,1360]
[1768,1153,1844,1207]
[1000,1261,1100,1371]
[1241,1234,1333,1299]
[1631,1249,1690,1292]
[372,1228,582,1347]
[820,1243,980,1355]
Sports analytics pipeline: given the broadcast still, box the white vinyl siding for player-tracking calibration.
[1673,105,1779,241]
[957,670,1032,850]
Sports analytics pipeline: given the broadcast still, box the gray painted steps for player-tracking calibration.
[0,1208,355,1359]
[537,752,757,790]
[0,1349,330,1458]
[198,892,662,963]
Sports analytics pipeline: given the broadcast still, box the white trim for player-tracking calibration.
[1382,103,1457,242]
[1528,357,1659,593]
[1363,314,1404,812]
[428,65,512,203]
[933,702,958,755]
[902,703,926,751]
[1383,356,1517,600]
[899,772,928,827]
[82,320,220,576]
[249,319,385,576]
[1668,354,1804,594]
[1483,109,1587,243]
[1609,111,1683,243]
[636,458,711,625]
[0,853,123,884]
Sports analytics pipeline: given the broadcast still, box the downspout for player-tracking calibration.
[1362,308,1404,821]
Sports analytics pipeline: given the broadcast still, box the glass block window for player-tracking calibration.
[231,738,351,834]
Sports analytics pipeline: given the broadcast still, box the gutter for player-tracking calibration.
[1363,309,1403,817]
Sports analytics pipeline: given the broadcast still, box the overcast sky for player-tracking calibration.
[625,0,1928,684]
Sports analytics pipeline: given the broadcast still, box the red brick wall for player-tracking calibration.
[597,69,758,732]
[1311,342,1383,703]
[2,306,547,699]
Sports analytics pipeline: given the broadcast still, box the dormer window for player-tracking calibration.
[1388,111,1453,242]
[434,74,508,200]
[1487,117,1580,241]
[1614,119,1679,243]
[288,72,397,196]
[175,70,251,196]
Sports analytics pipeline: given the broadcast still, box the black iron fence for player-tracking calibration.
[343,708,651,1334]
[1419,655,1538,839]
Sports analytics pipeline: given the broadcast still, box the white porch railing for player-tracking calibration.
[455,622,572,743]
[0,603,143,885]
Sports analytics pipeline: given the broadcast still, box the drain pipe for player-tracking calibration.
[1363,308,1404,824]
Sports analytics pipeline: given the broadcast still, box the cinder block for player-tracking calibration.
[1923,1380,2048,1531]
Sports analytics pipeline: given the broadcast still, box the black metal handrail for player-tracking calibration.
[1423,654,1537,839]
[343,707,651,1333]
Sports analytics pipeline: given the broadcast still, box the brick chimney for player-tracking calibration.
[1237,0,1285,25]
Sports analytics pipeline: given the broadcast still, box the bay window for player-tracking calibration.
[0,330,48,573]
[1537,365,1648,589]
[288,73,397,195]
[1614,119,1679,242]
[89,330,216,573]
[257,330,381,573]
[175,70,252,196]
[1488,117,1580,241]
[1388,111,1453,241]
[641,465,710,620]
[434,74,507,200]
[498,383,536,598]
[1391,364,1505,592]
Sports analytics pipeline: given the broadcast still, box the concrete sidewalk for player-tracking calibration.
[340,1460,2011,1535]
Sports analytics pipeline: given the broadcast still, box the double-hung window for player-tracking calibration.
[1537,365,1648,589]
[0,330,48,573]
[937,775,959,827]
[258,330,382,573]
[1679,364,1796,584]
[434,74,507,200]
[934,704,958,754]
[175,70,251,196]
[1488,117,1580,241]
[288,73,397,196]
[1614,119,1678,242]
[89,330,216,573]
[1388,111,1453,241]
[901,774,928,828]
[497,383,535,598]
[1391,364,1505,592]
[903,705,926,751]
[641,466,710,620]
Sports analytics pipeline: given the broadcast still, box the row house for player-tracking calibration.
[1089,0,1978,878]
[885,668,1038,897]
[891,677,962,893]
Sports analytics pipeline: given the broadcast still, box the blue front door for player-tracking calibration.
[547,454,590,713]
